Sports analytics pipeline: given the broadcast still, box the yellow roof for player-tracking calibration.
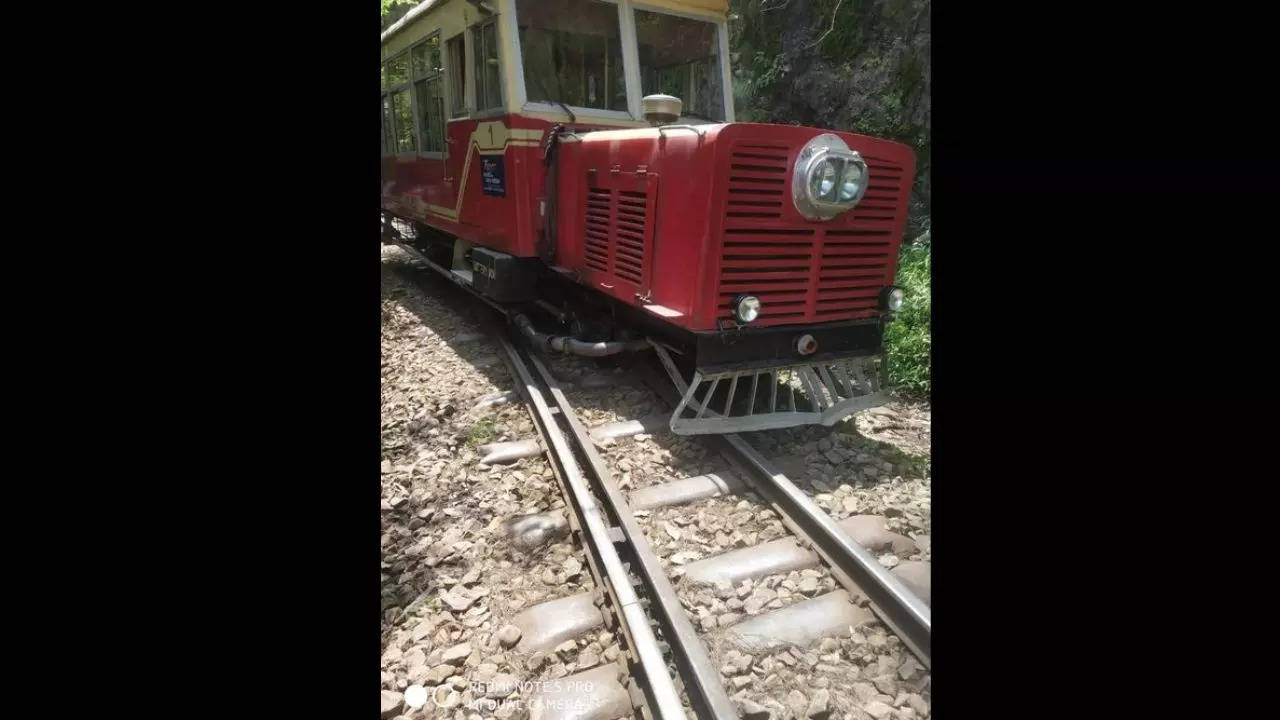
[640,0,727,13]
[383,0,728,46]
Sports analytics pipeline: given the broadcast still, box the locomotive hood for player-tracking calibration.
[553,122,915,332]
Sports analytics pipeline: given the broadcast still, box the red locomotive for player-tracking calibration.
[382,0,915,435]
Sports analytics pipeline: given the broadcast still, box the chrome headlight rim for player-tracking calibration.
[880,285,905,312]
[792,133,871,221]
[732,294,762,323]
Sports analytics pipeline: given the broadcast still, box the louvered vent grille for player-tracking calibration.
[726,143,788,220]
[717,146,907,327]
[580,173,656,292]
[613,190,646,285]
[585,188,611,274]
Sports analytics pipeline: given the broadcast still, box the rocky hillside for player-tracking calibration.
[729,0,930,238]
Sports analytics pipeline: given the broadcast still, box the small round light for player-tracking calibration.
[796,334,818,355]
[733,295,761,323]
[886,287,905,311]
[808,158,840,201]
[839,163,865,202]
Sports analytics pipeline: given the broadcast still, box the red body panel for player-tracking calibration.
[382,117,915,333]
[381,114,553,256]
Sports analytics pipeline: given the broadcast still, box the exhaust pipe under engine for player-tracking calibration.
[513,313,648,357]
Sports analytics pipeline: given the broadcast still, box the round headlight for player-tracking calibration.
[885,287,905,312]
[733,295,761,323]
[808,159,841,202]
[792,134,871,221]
[839,161,867,203]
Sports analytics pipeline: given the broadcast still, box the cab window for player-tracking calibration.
[515,0,627,112]
[634,8,725,121]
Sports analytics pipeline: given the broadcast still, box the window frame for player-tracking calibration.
[630,1,733,122]
[445,32,469,119]
[381,93,394,156]
[470,16,507,117]
[511,0,633,119]
[506,0,734,123]
[383,49,418,158]
[409,31,447,159]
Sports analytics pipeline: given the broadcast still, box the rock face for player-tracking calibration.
[730,0,932,235]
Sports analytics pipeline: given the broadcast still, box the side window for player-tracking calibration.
[446,34,467,116]
[385,51,416,154]
[391,90,416,153]
[387,54,410,87]
[381,94,394,155]
[471,20,503,112]
[411,35,445,153]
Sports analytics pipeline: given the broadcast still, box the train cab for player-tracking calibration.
[381,0,916,435]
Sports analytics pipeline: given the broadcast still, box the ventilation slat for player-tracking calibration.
[716,140,905,326]
[580,176,652,291]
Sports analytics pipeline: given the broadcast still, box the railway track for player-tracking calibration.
[383,245,932,720]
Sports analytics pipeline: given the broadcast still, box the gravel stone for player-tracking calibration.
[787,690,809,716]
[806,688,831,719]
[435,689,461,709]
[426,664,454,684]
[798,576,820,595]
[495,624,521,648]
[906,693,930,715]
[873,674,899,696]
[380,691,403,719]
[555,640,577,660]
[441,643,471,665]
[864,701,894,719]
[410,619,434,644]
[738,698,772,720]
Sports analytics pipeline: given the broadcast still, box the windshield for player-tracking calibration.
[516,0,628,112]
[635,8,725,121]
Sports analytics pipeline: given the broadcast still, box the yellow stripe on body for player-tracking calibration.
[398,121,542,220]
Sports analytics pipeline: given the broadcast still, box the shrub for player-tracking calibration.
[884,232,930,398]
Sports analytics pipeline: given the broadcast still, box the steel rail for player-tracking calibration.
[525,353,741,720]
[644,352,933,669]
[496,337,689,720]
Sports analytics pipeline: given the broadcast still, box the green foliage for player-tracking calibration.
[812,0,864,60]
[382,0,418,30]
[465,420,497,446]
[884,234,930,398]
